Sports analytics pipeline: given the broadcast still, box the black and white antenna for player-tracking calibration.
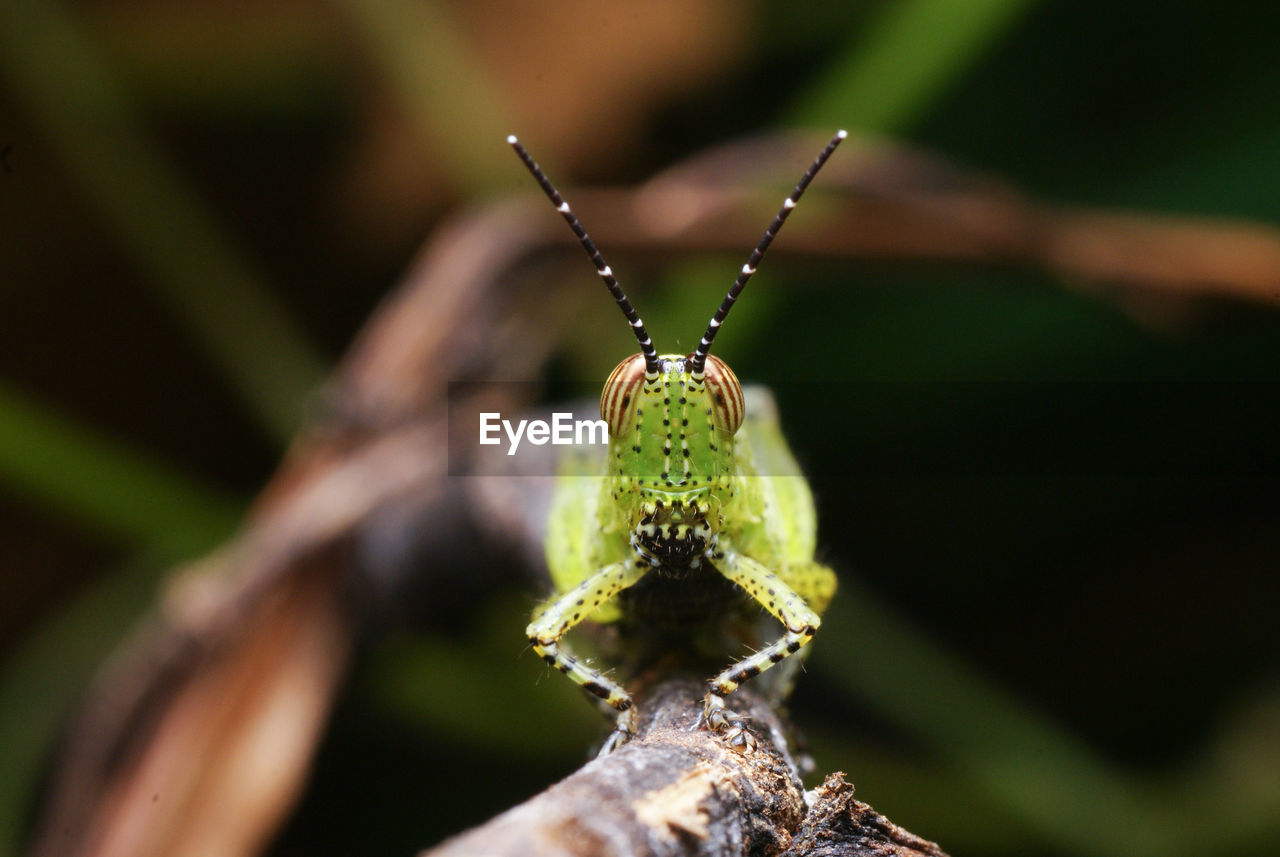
[689,130,846,375]
[508,135,661,374]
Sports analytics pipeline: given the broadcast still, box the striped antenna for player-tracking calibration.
[689,130,847,374]
[508,135,661,374]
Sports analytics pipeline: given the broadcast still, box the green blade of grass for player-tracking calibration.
[337,0,514,196]
[814,580,1171,857]
[0,0,327,442]
[0,554,169,857]
[366,598,598,758]
[0,380,241,855]
[0,381,242,556]
[790,0,1038,134]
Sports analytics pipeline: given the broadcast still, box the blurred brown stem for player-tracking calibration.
[570,132,1280,307]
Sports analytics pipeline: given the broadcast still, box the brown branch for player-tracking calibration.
[423,678,946,857]
[779,776,948,857]
[548,132,1280,308]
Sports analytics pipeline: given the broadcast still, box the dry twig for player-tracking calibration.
[424,679,946,857]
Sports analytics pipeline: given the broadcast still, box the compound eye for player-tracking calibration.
[702,355,745,435]
[600,354,647,437]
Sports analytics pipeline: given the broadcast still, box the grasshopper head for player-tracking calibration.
[600,351,744,568]
[509,130,845,568]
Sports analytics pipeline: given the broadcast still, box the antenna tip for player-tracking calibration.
[506,134,518,145]
[836,129,848,139]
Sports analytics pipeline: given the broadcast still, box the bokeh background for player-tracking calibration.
[2,1,1279,855]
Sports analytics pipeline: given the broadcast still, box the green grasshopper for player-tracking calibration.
[509,131,843,754]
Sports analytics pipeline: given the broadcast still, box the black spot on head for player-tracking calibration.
[622,394,630,407]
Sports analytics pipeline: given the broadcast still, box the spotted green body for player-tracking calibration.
[510,131,844,753]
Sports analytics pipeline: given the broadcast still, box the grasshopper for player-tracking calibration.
[510,131,843,754]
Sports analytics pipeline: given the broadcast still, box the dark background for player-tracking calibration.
[2,1,1278,856]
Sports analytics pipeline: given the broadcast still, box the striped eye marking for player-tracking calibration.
[701,355,744,435]
[601,354,648,437]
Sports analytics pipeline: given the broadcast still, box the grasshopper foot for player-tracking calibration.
[722,722,758,753]
[596,707,637,756]
[698,693,757,753]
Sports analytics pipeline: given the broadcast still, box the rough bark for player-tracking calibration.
[424,679,946,857]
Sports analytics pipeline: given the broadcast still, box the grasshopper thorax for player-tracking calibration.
[601,352,744,572]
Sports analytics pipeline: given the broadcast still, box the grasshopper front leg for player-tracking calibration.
[527,560,650,753]
[702,546,824,751]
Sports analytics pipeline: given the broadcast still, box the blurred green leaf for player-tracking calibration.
[814,581,1182,857]
[337,0,515,196]
[0,381,242,555]
[366,598,598,759]
[0,554,168,857]
[0,0,327,442]
[93,10,339,116]
[791,0,1039,134]
[803,729,1034,855]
